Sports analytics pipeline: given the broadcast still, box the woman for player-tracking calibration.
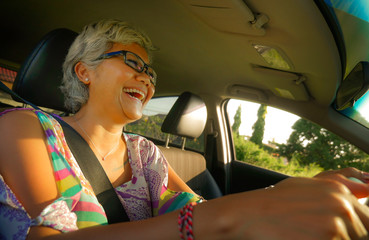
[1,19,369,239]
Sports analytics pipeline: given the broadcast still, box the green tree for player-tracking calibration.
[125,114,167,140]
[233,134,322,177]
[250,104,267,146]
[232,105,242,136]
[125,114,204,151]
[278,118,369,171]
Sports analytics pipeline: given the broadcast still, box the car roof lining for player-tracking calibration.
[0,0,341,107]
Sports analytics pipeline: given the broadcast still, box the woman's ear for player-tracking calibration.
[74,62,90,84]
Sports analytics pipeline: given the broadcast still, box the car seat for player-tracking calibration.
[12,28,77,112]
[159,91,222,199]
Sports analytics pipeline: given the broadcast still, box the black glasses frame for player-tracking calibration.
[97,50,156,86]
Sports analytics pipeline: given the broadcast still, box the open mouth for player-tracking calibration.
[123,88,146,102]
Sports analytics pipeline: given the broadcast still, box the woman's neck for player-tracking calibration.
[63,108,126,161]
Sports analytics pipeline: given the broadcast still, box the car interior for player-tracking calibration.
[1,0,369,197]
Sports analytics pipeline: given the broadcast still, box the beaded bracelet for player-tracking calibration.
[178,202,197,240]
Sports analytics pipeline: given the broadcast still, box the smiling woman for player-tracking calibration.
[73,42,155,122]
[60,20,156,114]
[0,19,204,239]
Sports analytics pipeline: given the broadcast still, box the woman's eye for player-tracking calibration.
[126,59,144,70]
[147,71,155,79]
[126,59,139,67]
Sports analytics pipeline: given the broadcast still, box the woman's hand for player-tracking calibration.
[196,176,369,239]
[315,167,369,198]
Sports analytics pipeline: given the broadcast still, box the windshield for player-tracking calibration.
[326,0,369,128]
[324,0,369,22]
[324,0,369,76]
[339,90,369,128]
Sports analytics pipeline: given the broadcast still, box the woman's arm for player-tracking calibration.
[0,110,59,217]
[2,111,369,239]
[167,163,197,195]
[30,176,369,240]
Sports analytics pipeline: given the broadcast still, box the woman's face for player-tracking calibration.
[87,42,155,123]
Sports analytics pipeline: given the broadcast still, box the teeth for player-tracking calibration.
[123,88,145,101]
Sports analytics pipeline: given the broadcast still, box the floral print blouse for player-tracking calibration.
[0,109,202,239]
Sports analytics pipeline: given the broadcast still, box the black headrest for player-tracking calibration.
[12,29,78,112]
[161,92,207,139]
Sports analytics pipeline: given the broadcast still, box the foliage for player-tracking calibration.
[232,105,242,136]
[125,114,204,152]
[250,104,267,146]
[184,134,204,152]
[278,118,369,171]
[125,114,167,141]
[234,134,323,177]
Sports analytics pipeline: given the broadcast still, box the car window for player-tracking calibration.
[125,96,205,152]
[226,99,369,177]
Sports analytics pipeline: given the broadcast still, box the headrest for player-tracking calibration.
[161,92,207,139]
[12,29,78,112]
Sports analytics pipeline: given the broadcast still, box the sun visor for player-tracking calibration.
[178,0,268,36]
[252,66,310,101]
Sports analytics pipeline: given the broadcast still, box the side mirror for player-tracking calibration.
[335,62,369,110]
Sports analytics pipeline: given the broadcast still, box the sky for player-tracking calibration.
[227,99,300,144]
[353,91,369,123]
[143,97,177,116]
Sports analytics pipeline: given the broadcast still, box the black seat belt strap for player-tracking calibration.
[0,81,130,223]
[55,118,130,223]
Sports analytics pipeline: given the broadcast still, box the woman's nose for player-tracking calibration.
[136,72,151,87]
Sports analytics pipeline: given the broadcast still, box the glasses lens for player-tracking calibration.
[146,70,157,86]
[146,67,155,79]
[125,52,144,71]
[125,51,157,86]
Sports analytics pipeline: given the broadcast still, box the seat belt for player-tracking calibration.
[55,118,129,223]
[0,81,130,223]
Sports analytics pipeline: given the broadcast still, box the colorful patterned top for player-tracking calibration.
[0,108,203,239]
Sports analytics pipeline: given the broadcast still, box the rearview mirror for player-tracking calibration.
[335,62,369,110]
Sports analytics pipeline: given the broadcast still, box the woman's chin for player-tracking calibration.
[123,109,143,122]
[119,94,144,122]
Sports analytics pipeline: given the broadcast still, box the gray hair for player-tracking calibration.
[61,19,155,113]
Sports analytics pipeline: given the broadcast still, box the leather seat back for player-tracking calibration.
[160,92,222,199]
[12,29,77,112]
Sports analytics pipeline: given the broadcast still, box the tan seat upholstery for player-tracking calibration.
[159,92,222,199]
[158,146,206,183]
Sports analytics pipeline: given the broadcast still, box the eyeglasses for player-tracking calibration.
[97,50,157,87]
